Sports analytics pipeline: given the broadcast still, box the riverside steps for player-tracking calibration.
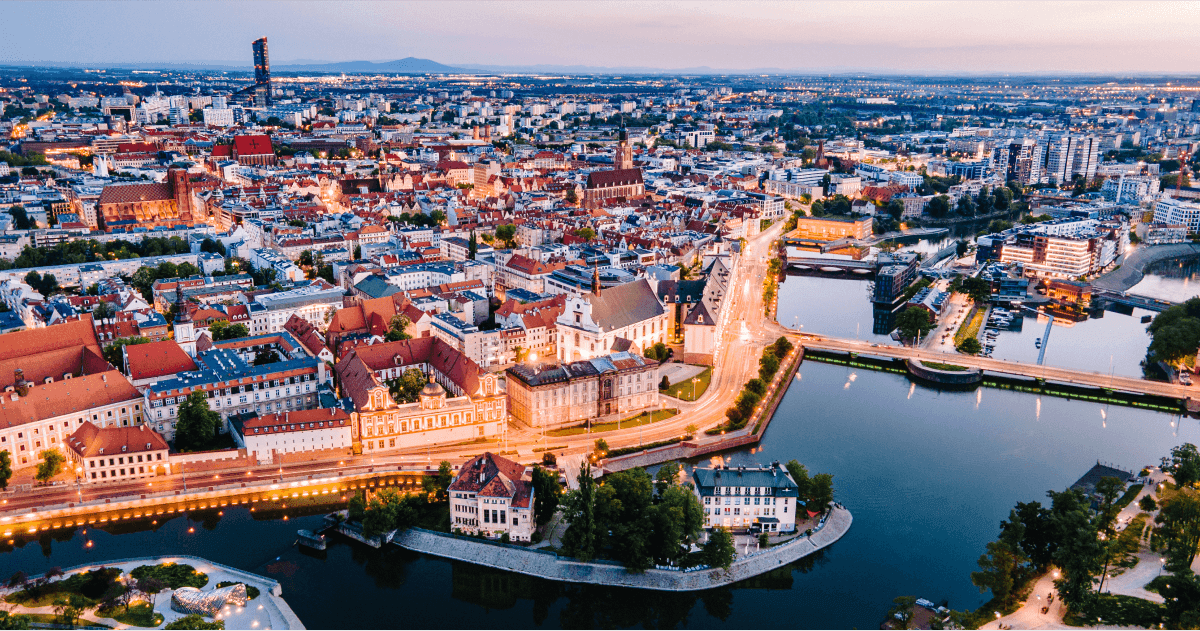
[393,505,852,591]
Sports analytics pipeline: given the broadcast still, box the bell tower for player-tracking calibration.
[615,124,633,171]
[173,289,196,356]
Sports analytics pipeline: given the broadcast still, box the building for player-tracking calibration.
[692,462,801,533]
[556,276,667,362]
[252,37,272,107]
[787,215,872,242]
[0,317,145,470]
[124,340,198,391]
[231,407,353,464]
[143,348,327,440]
[1155,197,1200,234]
[97,168,203,230]
[506,351,658,429]
[65,422,170,484]
[334,337,507,454]
[995,218,1129,279]
[447,452,535,541]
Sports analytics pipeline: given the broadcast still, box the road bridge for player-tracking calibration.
[799,335,1190,401]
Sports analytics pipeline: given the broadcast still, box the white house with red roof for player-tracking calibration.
[231,407,353,464]
[448,452,535,541]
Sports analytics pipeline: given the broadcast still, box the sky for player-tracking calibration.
[2,1,1199,74]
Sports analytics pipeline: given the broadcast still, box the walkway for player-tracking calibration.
[395,506,852,592]
[981,572,1068,630]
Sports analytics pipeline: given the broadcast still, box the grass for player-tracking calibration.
[215,582,260,600]
[130,563,209,589]
[922,361,968,371]
[1063,593,1164,627]
[97,601,163,627]
[660,366,712,402]
[954,306,984,347]
[545,409,679,437]
[1117,484,1145,510]
[605,436,686,458]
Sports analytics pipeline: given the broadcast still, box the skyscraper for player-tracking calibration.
[252,37,271,106]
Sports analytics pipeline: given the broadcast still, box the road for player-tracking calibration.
[800,336,1192,401]
[2,221,791,517]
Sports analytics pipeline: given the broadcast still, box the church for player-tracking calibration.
[584,128,644,207]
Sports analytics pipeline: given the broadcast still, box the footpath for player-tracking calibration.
[393,505,851,591]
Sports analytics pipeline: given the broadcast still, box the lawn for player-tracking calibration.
[545,409,679,437]
[22,613,112,628]
[661,367,711,402]
[215,582,260,600]
[954,306,984,347]
[922,361,968,371]
[97,602,163,628]
[1116,484,1145,510]
[130,563,209,589]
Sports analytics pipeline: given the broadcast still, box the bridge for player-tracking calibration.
[798,334,1191,401]
[1092,288,1175,313]
[786,257,875,273]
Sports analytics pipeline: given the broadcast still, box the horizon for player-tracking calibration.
[3,1,1200,75]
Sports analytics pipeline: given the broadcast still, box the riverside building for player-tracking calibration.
[692,462,801,533]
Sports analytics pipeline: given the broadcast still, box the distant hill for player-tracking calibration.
[274,57,465,74]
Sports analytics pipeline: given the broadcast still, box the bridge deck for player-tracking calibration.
[799,336,1189,401]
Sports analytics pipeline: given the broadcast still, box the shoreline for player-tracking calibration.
[393,505,852,592]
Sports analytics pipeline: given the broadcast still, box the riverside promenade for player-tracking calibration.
[394,505,852,591]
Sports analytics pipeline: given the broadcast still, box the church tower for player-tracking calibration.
[615,125,633,171]
[173,289,196,356]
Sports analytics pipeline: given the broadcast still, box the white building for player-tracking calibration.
[692,462,801,533]
[65,422,170,484]
[232,407,353,464]
[1155,197,1200,234]
[203,108,236,127]
[447,452,535,541]
[556,278,667,362]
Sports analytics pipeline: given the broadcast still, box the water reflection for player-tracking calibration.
[1130,255,1200,303]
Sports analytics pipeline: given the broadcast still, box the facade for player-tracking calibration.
[335,337,507,454]
[788,215,872,241]
[506,351,659,429]
[996,218,1129,279]
[692,462,801,533]
[1155,197,1200,235]
[97,169,203,230]
[447,452,535,541]
[585,168,645,207]
[556,277,667,362]
[65,422,170,484]
[252,37,272,106]
[232,407,353,464]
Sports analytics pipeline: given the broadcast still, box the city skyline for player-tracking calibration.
[3,1,1200,75]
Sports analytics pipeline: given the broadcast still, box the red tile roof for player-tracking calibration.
[124,341,198,381]
[66,421,169,459]
[0,371,141,429]
[234,135,274,157]
[244,407,350,434]
[98,182,173,206]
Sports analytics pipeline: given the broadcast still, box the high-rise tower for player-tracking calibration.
[252,37,271,106]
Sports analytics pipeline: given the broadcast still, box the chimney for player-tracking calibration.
[14,369,28,397]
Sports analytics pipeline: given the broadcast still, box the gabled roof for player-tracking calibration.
[448,452,532,507]
[124,340,198,381]
[233,134,274,156]
[98,182,173,206]
[586,168,644,189]
[584,278,664,333]
[0,371,141,429]
[66,421,168,459]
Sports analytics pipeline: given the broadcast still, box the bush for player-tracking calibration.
[130,564,208,590]
[541,452,557,466]
[957,337,982,355]
[1139,495,1158,511]
[165,614,225,629]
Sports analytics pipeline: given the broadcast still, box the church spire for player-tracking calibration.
[592,266,601,297]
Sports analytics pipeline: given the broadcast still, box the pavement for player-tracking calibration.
[658,363,709,391]
[980,571,1068,630]
[926,290,973,353]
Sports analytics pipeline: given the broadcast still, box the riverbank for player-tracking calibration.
[394,505,852,591]
[2,555,304,630]
[1093,243,1200,293]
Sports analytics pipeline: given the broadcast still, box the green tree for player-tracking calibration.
[887,596,917,630]
[926,195,950,218]
[1171,443,1200,487]
[495,224,517,248]
[809,473,834,511]
[654,462,681,496]
[703,527,736,570]
[385,314,412,342]
[35,449,64,484]
[467,230,477,260]
[1048,489,1105,610]
[971,517,1028,608]
[745,378,767,396]
[531,465,562,525]
[434,460,453,502]
[758,352,780,381]
[174,391,222,452]
[208,321,249,341]
[252,349,281,366]
[574,227,597,241]
[52,594,87,628]
[1157,492,1200,573]
[650,484,705,564]
[956,276,992,304]
[957,337,983,355]
[1094,476,1125,535]
[298,250,314,267]
[348,490,366,521]
[0,451,12,490]
[895,307,934,342]
[1140,495,1158,511]
[785,460,811,500]
[561,463,600,561]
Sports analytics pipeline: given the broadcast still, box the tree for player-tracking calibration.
[0,450,11,490]
[495,224,517,248]
[654,462,681,497]
[972,513,1027,608]
[565,188,578,205]
[531,466,562,525]
[594,438,609,457]
[467,231,477,260]
[92,300,115,322]
[385,314,412,342]
[650,485,705,564]
[810,473,834,511]
[895,307,934,343]
[35,449,64,484]
[1048,489,1105,610]
[52,593,87,628]
[887,596,917,630]
[1094,476,1125,535]
[174,391,222,451]
[574,227,596,242]
[745,378,767,396]
[348,491,366,522]
[957,337,983,355]
[1171,443,1200,487]
[208,321,249,341]
[435,460,453,502]
[772,336,794,358]
[785,460,811,501]
[561,463,601,561]
[1140,495,1158,511]
[659,375,671,390]
[1157,492,1200,573]
[758,352,780,381]
[885,199,904,220]
[926,195,950,218]
[298,250,314,267]
[956,276,992,304]
[253,349,281,366]
[703,527,736,570]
